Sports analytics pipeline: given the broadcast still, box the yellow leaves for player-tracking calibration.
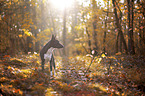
[8,66,11,69]
[52,80,74,92]
[21,17,33,28]
[18,34,23,37]
[45,87,56,96]
[110,66,113,70]
[20,69,31,74]
[22,29,32,36]
[0,77,7,81]
[3,55,10,58]
[10,58,23,62]
[75,24,85,30]
[18,29,33,37]
[13,89,23,95]
[13,0,18,3]
[1,53,144,95]
[123,16,127,20]
[42,0,46,3]
[1,84,13,89]
[1,84,4,87]
[0,15,1,20]
[92,83,107,92]
[95,57,102,63]
[43,28,52,33]
[115,52,122,56]
[60,83,74,92]
[74,37,83,41]
[101,53,106,58]
[95,29,99,31]
[10,80,15,83]
[0,84,23,95]
[36,28,51,42]
[7,1,12,5]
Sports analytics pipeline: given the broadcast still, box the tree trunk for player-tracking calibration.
[92,0,98,56]
[112,0,128,54]
[127,0,135,55]
[103,19,107,53]
[103,0,109,53]
[86,27,92,53]
[119,33,122,52]
[116,32,119,53]
[62,7,66,56]
[50,10,56,35]
[32,5,39,52]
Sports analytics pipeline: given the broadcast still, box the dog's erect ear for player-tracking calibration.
[51,34,56,40]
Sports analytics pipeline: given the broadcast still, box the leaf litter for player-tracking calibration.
[0,54,145,96]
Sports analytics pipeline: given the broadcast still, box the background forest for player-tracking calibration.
[0,0,145,96]
[0,0,145,56]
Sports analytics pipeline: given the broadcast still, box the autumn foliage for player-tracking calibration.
[0,0,145,95]
[0,53,145,95]
[0,0,145,56]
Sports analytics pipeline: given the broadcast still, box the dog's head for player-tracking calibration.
[50,35,64,48]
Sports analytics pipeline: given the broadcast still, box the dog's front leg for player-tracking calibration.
[50,54,55,76]
[50,59,53,76]
[52,55,56,76]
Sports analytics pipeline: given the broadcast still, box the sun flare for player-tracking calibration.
[50,0,74,10]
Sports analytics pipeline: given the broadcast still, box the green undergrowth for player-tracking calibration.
[0,53,145,96]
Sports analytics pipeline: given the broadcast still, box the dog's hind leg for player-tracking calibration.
[40,53,45,71]
[50,59,53,76]
[41,59,45,71]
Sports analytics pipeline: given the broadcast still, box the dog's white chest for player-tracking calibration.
[44,47,55,61]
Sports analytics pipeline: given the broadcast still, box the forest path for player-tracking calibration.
[0,54,144,96]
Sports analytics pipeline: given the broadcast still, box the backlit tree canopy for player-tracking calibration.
[0,0,145,56]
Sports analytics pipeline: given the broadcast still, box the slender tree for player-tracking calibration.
[62,7,67,56]
[127,0,135,55]
[112,0,128,54]
[103,0,109,53]
[91,0,98,55]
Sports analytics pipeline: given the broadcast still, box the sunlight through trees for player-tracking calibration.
[0,0,145,95]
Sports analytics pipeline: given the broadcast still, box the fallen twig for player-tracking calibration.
[84,56,95,75]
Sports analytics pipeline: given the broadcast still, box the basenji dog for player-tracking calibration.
[40,35,63,76]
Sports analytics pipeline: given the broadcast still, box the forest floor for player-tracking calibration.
[0,53,145,96]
